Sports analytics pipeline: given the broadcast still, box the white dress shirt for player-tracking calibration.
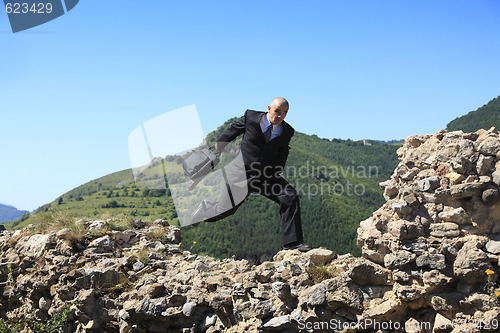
[260,113,283,141]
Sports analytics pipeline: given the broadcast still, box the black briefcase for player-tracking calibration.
[182,147,221,190]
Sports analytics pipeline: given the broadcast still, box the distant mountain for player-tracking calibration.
[447,95,500,132]
[6,119,401,258]
[0,203,29,223]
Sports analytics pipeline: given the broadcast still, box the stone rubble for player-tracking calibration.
[0,128,500,332]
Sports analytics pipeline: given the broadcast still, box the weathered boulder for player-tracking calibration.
[454,241,493,284]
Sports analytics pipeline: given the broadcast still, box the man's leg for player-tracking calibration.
[192,159,250,224]
[202,182,246,222]
[255,176,304,246]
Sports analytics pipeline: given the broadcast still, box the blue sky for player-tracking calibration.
[1,0,500,211]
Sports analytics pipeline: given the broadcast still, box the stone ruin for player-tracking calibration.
[357,127,500,331]
[0,128,500,332]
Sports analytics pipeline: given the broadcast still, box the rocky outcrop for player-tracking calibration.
[1,128,500,332]
[0,220,377,333]
[358,127,500,331]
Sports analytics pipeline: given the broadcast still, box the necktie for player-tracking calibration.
[264,124,272,143]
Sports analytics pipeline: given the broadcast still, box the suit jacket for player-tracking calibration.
[217,109,294,179]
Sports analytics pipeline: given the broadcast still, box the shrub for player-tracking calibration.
[26,305,70,333]
[0,318,20,333]
[147,227,166,241]
[306,264,340,284]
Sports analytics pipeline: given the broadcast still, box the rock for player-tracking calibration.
[384,251,416,269]
[113,230,134,244]
[271,282,294,299]
[349,259,392,286]
[194,261,210,273]
[147,283,166,298]
[363,293,402,319]
[88,220,106,230]
[485,240,500,254]
[165,226,181,244]
[38,296,51,311]
[255,263,274,283]
[405,318,426,333]
[388,220,424,240]
[477,155,495,175]
[133,261,145,271]
[416,176,440,192]
[482,189,499,204]
[132,219,146,228]
[324,274,363,311]
[454,242,492,284]
[305,283,326,306]
[251,288,271,300]
[137,297,167,316]
[305,248,337,265]
[393,282,423,302]
[445,172,465,185]
[430,223,460,237]
[88,235,115,253]
[55,228,73,240]
[422,270,451,287]
[153,219,170,227]
[478,136,500,156]
[433,313,453,332]
[144,241,166,252]
[493,170,500,186]
[450,182,484,199]
[234,299,275,320]
[438,207,471,224]
[201,313,217,330]
[148,252,163,261]
[391,201,412,216]
[17,234,53,259]
[403,193,420,207]
[384,185,400,198]
[260,315,293,330]
[182,302,197,316]
[415,253,446,270]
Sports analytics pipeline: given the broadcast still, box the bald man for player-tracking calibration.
[191,97,311,252]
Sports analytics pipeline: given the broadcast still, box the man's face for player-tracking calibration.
[268,103,289,125]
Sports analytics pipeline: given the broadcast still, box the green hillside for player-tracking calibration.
[6,120,400,258]
[447,95,500,132]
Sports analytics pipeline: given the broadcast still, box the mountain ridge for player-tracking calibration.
[447,95,500,132]
[0,203,29,224]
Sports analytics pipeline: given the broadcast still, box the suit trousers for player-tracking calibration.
[204,174,304,246]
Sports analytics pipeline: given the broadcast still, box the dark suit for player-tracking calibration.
[205,109,304,246]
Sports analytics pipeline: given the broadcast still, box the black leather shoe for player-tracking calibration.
[283,243,312,252]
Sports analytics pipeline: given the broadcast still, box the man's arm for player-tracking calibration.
[215,110,247,152]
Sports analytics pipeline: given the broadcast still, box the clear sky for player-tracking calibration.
[1,0,500,211]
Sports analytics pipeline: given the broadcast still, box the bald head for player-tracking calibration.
[271,97,289,109]
[267,97,289,125]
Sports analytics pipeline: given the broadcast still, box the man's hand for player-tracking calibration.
[215,142,226,153]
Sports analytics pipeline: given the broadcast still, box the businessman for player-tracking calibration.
[192,97,311,252]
